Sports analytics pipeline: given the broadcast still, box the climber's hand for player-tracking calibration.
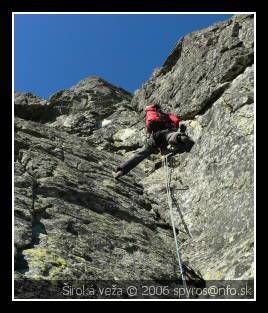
[180,124,187,133]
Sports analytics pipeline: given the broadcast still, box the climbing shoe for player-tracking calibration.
[112,170,124,179]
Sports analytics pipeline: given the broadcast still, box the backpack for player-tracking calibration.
[145,104,171,133]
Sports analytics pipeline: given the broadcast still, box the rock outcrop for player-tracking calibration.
[14,14,254,298]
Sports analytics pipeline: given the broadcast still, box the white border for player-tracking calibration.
[13,12,253,14]
[12,12,256,302]
[12,12,15,302]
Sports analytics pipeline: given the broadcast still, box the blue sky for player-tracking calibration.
[15,14,231,99]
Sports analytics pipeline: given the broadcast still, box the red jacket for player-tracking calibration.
[145,104,180,132]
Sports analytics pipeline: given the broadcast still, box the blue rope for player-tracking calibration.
[163,154,188,297]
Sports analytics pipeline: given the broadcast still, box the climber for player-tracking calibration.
[113,103,194,179]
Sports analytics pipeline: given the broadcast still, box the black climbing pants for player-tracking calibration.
[117,129,191,176]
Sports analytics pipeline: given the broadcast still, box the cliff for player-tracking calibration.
[14,14,254,298]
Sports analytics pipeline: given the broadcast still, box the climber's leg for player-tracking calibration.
[166,131,195,152]
[166,131,181,145]
[113,137,157,178]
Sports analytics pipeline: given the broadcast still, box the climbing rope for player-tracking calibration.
[162,153,188,296]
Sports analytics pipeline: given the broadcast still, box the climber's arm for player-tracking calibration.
[167,113,180,129]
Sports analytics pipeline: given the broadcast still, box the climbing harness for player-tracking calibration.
[162,153,188,296]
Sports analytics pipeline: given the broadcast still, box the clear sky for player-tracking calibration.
[15,14,232,99]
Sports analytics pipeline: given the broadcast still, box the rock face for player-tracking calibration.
[133,14,254,120]
[14,117,178,281]
[14,14,254,298]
